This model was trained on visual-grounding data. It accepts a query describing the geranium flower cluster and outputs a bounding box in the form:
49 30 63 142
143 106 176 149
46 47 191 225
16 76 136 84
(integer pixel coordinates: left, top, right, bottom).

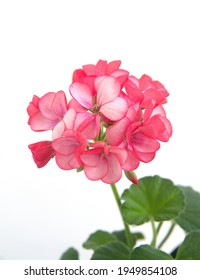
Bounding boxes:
27 60 172 184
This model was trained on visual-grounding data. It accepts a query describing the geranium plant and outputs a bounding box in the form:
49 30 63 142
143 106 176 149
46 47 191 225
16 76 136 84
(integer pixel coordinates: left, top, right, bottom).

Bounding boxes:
27 60 200 260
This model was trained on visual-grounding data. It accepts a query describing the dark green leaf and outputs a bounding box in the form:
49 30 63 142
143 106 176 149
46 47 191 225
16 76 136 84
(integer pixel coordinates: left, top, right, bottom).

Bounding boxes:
130 244 173 260
176 230 200 260
175 186 200 232
83 230 117 250
91 241 130 260
122 176 185 225
112 230 144 246
60 247 79 260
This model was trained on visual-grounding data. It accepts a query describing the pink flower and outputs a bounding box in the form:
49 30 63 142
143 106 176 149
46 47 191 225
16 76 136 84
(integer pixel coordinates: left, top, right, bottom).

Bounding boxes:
28 141 55 168
70 76 127 122
80 142 127 184
52 129 87 170
27 91 68 131
73 59 129 89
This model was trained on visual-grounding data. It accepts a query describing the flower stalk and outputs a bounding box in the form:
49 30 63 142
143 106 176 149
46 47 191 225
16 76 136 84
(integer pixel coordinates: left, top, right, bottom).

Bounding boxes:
110 183 133 248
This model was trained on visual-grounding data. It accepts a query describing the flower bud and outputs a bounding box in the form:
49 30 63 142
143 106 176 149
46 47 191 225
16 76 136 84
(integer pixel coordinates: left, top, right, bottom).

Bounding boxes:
124 171 138 185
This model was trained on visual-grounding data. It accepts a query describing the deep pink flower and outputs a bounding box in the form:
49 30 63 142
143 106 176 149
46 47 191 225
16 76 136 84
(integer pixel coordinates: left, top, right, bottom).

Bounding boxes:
70 76 127 122
27 91 67 131
28 141 55 168
80 142 127 184
72 59 129 90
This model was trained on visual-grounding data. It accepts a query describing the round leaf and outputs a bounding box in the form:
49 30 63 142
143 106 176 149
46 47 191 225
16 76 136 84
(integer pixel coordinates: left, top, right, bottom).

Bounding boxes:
122 176 185 225
91 241 130 260
112 230 144 246
60 247 79 260
176 230 200 260
83 230 117 250
130 244 173 260
175 186 200 232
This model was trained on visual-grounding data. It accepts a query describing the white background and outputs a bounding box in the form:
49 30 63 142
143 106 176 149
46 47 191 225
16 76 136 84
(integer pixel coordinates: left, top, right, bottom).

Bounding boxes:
0 0 199 260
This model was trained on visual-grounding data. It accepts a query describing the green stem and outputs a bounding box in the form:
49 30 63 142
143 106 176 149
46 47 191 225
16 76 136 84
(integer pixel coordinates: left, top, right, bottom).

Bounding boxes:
158 222 176 249
150 219 157 247
156 222 163 236
110 183 133 248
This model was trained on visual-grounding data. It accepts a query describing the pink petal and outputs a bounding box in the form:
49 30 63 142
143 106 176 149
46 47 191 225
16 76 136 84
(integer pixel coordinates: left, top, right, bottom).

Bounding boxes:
84 156 108 181
96 76 121 105
106 60 121 74
55 153 81 170
30 112 58 131
102 154 122 184
51 91 68 118
122 150 140 171
132 133 160 153
83 64 96 75
52 135 79 156
110 147 127 165
63 108 76 130
39 92 58 120
69 82 93 109
96 60 107 75
135 150 156 163
52 120 66 140
100 97 127 121
106 117 130 146
80 149 102 167
76 113 100 139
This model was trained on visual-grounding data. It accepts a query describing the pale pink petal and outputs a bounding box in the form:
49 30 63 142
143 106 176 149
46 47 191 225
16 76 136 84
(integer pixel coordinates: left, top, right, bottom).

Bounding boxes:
84 157 108 180
100 97 127 121
102 154 122 184
30 112 58 131
76 113 100 139
68 98 86 112
39 92 58 120
109 147 127 165
80 148 102 167
51 91 68 118
69 82 93 109
122 150 140 171
106 117 130 146
63 108 76 130
96 76 121 105
52 120 66 140
52 136 79 156
135 150 156 163
55 153 81 170
156 117 172 142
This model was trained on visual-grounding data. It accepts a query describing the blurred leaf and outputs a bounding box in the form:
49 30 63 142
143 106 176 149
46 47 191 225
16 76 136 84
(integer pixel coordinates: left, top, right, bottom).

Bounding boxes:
121 176 185 225
112 230 144 246
130 244 173 260
91 241 130 260
60 247 79 260
176 230 200 260
175 186 200 232
83 230 117 250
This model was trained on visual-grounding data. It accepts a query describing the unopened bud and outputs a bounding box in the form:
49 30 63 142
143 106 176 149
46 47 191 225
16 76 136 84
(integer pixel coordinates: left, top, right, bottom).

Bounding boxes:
124 171 138 185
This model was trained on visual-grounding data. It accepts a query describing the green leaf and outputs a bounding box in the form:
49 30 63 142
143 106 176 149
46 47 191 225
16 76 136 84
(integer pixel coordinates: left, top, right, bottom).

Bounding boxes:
60 247 79 260
175 186 200 232
130 244 173 260
91 241 130 260
176 230 200 260
121 175 185 225
83 230 117 250
112 230 144 246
